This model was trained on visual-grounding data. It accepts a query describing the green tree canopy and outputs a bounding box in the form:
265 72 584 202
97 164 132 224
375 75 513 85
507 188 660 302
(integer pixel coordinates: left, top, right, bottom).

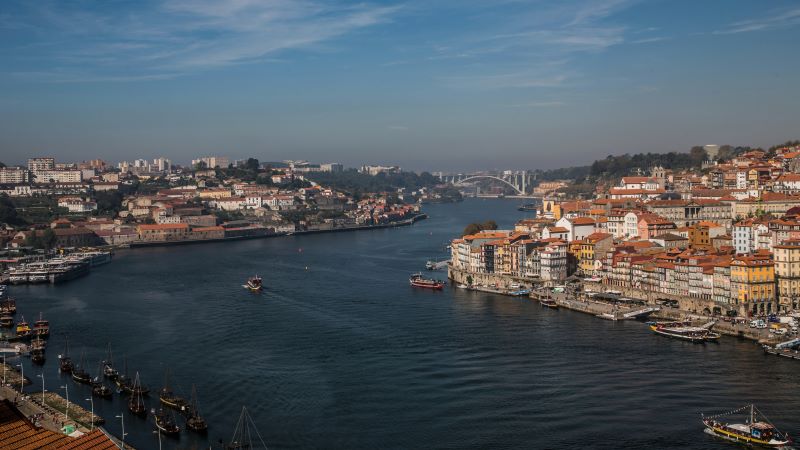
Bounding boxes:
463 220 498 236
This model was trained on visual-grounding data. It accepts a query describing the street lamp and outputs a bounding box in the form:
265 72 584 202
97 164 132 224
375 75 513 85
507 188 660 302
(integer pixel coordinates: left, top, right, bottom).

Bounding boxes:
60 385 69 422
115 414 127 450
15 363 23 394
36 373 45 405
85 397 94 431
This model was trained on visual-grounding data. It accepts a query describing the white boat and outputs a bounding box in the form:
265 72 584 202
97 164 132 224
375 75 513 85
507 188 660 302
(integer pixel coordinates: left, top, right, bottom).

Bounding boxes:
650 324 720 342
8 273 28 284
28 271 49 283
702 404 791 447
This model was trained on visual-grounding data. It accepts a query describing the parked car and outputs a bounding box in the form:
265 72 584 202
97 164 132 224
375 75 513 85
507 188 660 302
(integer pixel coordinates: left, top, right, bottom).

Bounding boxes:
750 319 767 329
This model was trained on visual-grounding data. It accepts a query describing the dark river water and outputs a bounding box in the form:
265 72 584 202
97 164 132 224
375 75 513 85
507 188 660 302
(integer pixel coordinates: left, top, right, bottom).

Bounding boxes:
10 198 800 449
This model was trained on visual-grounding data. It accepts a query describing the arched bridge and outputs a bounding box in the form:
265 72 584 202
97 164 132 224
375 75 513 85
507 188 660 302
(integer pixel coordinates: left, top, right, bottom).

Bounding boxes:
435 171 532 195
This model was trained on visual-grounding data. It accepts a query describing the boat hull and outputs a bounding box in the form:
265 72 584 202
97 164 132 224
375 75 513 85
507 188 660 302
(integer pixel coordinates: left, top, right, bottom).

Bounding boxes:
410 281 444 289
703 421 790 447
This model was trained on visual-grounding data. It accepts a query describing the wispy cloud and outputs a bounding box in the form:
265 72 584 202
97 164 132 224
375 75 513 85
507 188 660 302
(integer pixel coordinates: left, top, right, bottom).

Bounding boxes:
630 36 668 44
425 0 637 89
4 0 400 81
442 73 568 90
506 101 566 108
714 7 800 34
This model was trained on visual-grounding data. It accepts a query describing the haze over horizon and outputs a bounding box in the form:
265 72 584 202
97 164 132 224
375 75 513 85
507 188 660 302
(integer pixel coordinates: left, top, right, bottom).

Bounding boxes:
1 0 798 171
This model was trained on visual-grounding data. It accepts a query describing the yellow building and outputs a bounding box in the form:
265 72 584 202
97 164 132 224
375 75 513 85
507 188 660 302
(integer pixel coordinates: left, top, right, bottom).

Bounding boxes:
577 232 613 275
730 250 776 316
773 239 800 312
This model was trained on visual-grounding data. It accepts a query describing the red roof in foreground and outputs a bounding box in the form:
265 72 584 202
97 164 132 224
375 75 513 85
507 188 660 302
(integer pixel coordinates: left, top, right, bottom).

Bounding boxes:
0 400 118 449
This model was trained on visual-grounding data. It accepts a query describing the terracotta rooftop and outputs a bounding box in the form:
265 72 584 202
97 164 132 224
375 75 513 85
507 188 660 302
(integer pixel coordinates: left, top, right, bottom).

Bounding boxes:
136 223 189 231
0 400 118 449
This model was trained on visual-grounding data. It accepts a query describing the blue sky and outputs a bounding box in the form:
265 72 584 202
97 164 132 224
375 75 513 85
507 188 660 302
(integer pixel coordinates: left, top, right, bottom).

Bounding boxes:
0 0 798 171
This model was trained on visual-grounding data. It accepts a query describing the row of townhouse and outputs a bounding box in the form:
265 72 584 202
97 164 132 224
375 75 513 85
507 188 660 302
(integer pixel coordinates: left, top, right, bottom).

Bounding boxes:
599 245 781 316
450 231 568 282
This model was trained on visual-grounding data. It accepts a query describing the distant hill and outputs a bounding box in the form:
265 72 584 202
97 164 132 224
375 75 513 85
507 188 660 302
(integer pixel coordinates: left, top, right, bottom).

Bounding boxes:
534 144 764 183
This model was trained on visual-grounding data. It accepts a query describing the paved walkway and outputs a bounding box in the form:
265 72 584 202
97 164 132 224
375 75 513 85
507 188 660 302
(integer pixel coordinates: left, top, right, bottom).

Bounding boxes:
0 385 84 434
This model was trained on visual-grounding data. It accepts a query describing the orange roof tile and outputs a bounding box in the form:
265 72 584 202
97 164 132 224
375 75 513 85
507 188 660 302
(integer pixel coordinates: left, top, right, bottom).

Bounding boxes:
0 400 118 450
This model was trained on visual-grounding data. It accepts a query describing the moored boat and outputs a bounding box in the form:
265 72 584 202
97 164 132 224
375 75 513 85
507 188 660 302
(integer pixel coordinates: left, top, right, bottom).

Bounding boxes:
0 298 16 314
159 369 190 412
154 408 181 435
31 349 45 365
59 336 74 373
30 337 46 364
185 384 208 433
15 315 31 337
72 351 92 384
92 382 113 399
540 297 559 308
127 372 147 417
0 316 13 328
243 275 263 292
409 273 444 290
32 313 49 337
650 324 720 342
702 404 791 447
92 361 114 399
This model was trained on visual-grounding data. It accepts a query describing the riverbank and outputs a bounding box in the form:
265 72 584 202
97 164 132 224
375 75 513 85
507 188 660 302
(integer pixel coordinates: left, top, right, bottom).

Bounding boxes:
448 266 786 346
126 214 427 248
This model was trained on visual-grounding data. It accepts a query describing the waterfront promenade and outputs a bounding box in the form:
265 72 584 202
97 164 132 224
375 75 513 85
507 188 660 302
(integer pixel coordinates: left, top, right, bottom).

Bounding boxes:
449 265 786 345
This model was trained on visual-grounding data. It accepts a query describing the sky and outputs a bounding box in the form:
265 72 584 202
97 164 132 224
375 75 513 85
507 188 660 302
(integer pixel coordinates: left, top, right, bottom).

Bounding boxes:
0 0 799 171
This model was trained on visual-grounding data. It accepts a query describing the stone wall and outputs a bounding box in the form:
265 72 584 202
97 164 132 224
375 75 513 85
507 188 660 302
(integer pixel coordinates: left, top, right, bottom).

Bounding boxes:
448 265 541 289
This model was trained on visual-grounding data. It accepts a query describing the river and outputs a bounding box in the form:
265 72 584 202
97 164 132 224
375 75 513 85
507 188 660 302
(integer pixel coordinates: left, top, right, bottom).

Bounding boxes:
11 198 800 449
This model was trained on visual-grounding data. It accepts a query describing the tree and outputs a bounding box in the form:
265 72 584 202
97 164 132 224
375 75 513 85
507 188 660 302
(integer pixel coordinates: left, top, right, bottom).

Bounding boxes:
244 158 260 171
0 194 24 226
193 161 208 171
94 191 124 215
40 228 57 250
463 220 498 236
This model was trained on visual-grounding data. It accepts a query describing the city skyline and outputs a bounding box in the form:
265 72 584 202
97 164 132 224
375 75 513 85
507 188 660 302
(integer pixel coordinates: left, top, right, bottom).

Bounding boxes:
1 0 799 170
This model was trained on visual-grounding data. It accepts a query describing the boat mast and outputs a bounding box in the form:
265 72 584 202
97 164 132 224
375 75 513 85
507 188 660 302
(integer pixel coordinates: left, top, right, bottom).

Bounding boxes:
750 404 754 424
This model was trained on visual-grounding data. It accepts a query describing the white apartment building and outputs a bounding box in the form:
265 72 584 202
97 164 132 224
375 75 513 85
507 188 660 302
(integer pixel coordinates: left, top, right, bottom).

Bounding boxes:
0 167 30 184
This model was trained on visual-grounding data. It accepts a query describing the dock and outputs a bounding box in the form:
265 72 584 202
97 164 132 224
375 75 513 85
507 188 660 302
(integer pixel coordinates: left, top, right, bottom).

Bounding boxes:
763 346 800 360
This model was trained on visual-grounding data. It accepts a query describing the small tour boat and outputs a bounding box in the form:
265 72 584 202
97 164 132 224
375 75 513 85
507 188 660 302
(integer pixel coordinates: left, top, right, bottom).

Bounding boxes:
540 297 559 308
159 369 190 412
154 408 181 435
92 382 113 399
15 316 31 337
115 356 150 395
0 316 13 328
650 323 720 342
31 337 46 364
92 362 114 399
72 351 92 384
0 299 16 314
702 404 791 447
243 275 263 292
101 343 119 380
31 349 45 365
32 313 49 337
409 273 445 290
31 337 46 351
128 372 148 417
185 384 208 433
59 337 74 373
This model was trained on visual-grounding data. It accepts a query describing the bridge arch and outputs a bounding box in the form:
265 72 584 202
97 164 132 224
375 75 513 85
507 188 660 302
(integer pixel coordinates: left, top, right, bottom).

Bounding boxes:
453 175 523 195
